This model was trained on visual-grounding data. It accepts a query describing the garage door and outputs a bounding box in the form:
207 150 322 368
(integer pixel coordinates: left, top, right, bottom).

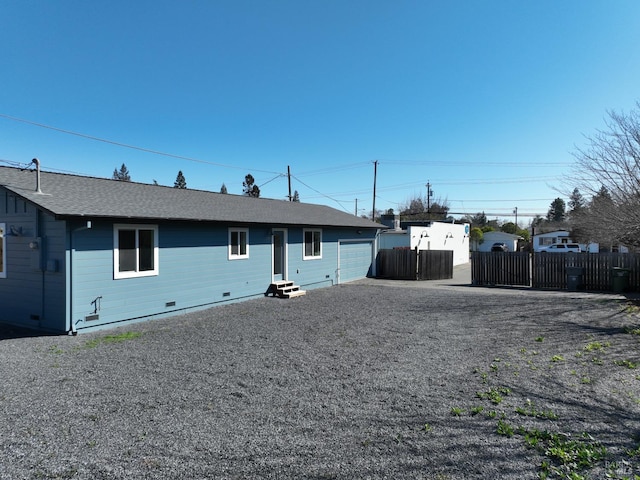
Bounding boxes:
338 240 374 284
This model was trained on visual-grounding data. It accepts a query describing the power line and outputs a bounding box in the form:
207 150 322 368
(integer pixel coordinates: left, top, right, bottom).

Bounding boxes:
447 211 544 218
379 158 572 168
294 161 371 177
289 174 351 213
0 158 31 169
258 174 285 188
0 113 282 175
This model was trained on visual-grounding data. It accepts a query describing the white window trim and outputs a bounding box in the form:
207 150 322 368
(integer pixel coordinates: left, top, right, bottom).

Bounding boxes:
228 227 249 260
303 228 322 260
0 223 6 279
113 224 159 279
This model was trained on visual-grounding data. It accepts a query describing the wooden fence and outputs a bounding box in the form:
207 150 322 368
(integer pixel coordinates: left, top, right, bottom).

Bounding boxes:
471 252 530 286
471 252 640 291
377 249 453 281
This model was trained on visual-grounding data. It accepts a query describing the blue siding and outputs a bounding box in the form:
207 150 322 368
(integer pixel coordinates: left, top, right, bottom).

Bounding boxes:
40 214 67 332
287 228 376 290
287 228 336 290
71 222 276 331
0 190 67 332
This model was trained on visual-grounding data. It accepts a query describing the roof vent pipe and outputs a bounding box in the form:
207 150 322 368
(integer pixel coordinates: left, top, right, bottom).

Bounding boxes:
32 158 42 194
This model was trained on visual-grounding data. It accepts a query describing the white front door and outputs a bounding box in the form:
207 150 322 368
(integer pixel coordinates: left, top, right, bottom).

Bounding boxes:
272 229 287 282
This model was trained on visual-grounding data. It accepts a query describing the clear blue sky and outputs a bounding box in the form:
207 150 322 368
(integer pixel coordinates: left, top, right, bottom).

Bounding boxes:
2 1 640 224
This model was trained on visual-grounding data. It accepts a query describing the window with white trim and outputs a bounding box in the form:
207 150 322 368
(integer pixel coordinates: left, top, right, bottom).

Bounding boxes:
303 229 322 259
0 223 6 278
113 224 158 279
228 228 249 259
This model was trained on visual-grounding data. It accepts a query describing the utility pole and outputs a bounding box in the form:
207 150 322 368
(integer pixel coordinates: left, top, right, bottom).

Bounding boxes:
287 165 292 201
426 181 433 214
355 198 358 216
514 206 518 227
372 160 378 220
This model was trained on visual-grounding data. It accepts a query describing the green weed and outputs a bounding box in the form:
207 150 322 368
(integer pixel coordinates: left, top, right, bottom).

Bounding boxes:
514 399 558 420
623 304 640 315
624 325 640 336
521 429 606 478
614 359 638 369
84 331 142 349
450 407 465 416
496 419 515 437
584 341 610 352
476 387 511 405
627 443 640 457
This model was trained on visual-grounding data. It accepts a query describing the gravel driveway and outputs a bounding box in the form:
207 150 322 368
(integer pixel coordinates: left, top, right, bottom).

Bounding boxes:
1 273 639 479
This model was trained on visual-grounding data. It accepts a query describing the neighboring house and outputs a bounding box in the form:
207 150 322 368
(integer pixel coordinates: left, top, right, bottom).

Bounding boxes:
532 230 572 252
477 231 522 252
378 216 470 266
0 165 381 334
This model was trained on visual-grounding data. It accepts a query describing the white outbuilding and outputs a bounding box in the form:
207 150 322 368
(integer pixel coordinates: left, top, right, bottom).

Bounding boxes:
378 216 470 266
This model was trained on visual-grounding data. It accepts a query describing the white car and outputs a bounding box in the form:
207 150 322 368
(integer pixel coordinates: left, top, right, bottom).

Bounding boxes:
539 243 581 253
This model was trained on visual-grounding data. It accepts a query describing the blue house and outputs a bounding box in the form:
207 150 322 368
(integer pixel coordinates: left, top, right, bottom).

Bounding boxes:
0 165 381 334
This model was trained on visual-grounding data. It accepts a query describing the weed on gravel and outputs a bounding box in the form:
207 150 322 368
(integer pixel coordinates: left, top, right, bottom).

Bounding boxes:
450 303 640 480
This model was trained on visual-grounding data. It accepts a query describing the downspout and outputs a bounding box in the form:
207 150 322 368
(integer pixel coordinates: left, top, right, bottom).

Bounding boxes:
32 159 44 326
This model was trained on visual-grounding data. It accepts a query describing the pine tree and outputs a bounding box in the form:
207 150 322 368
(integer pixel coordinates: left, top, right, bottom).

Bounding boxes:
568 188 585 213
174 170 187 189
292 190 300 202
546 197 566 222
112 163 131 181
220 183 228 194
243 174 260 198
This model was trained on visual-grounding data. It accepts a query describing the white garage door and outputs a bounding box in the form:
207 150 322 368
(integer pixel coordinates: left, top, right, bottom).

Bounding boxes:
338 240 374 284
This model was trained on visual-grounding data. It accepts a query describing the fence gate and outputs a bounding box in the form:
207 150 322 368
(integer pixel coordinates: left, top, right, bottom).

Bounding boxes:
376 249 453 281
376 249 417 280
471 252 530 286
418 250 453 280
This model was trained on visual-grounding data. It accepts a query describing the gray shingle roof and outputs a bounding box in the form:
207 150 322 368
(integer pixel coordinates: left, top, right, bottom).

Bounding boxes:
0 166 383 229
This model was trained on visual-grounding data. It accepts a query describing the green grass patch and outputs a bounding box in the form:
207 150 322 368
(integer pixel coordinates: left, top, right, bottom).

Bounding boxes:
84 331 142 349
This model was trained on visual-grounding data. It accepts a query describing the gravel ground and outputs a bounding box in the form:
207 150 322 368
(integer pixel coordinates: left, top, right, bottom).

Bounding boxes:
1 274 640 480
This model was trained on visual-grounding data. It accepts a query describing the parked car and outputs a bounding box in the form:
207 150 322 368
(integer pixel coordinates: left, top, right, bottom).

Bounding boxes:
539 243 581 253
491 242 509 252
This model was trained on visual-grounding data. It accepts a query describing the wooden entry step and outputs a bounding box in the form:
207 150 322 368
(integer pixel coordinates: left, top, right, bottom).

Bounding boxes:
268 280 307 299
